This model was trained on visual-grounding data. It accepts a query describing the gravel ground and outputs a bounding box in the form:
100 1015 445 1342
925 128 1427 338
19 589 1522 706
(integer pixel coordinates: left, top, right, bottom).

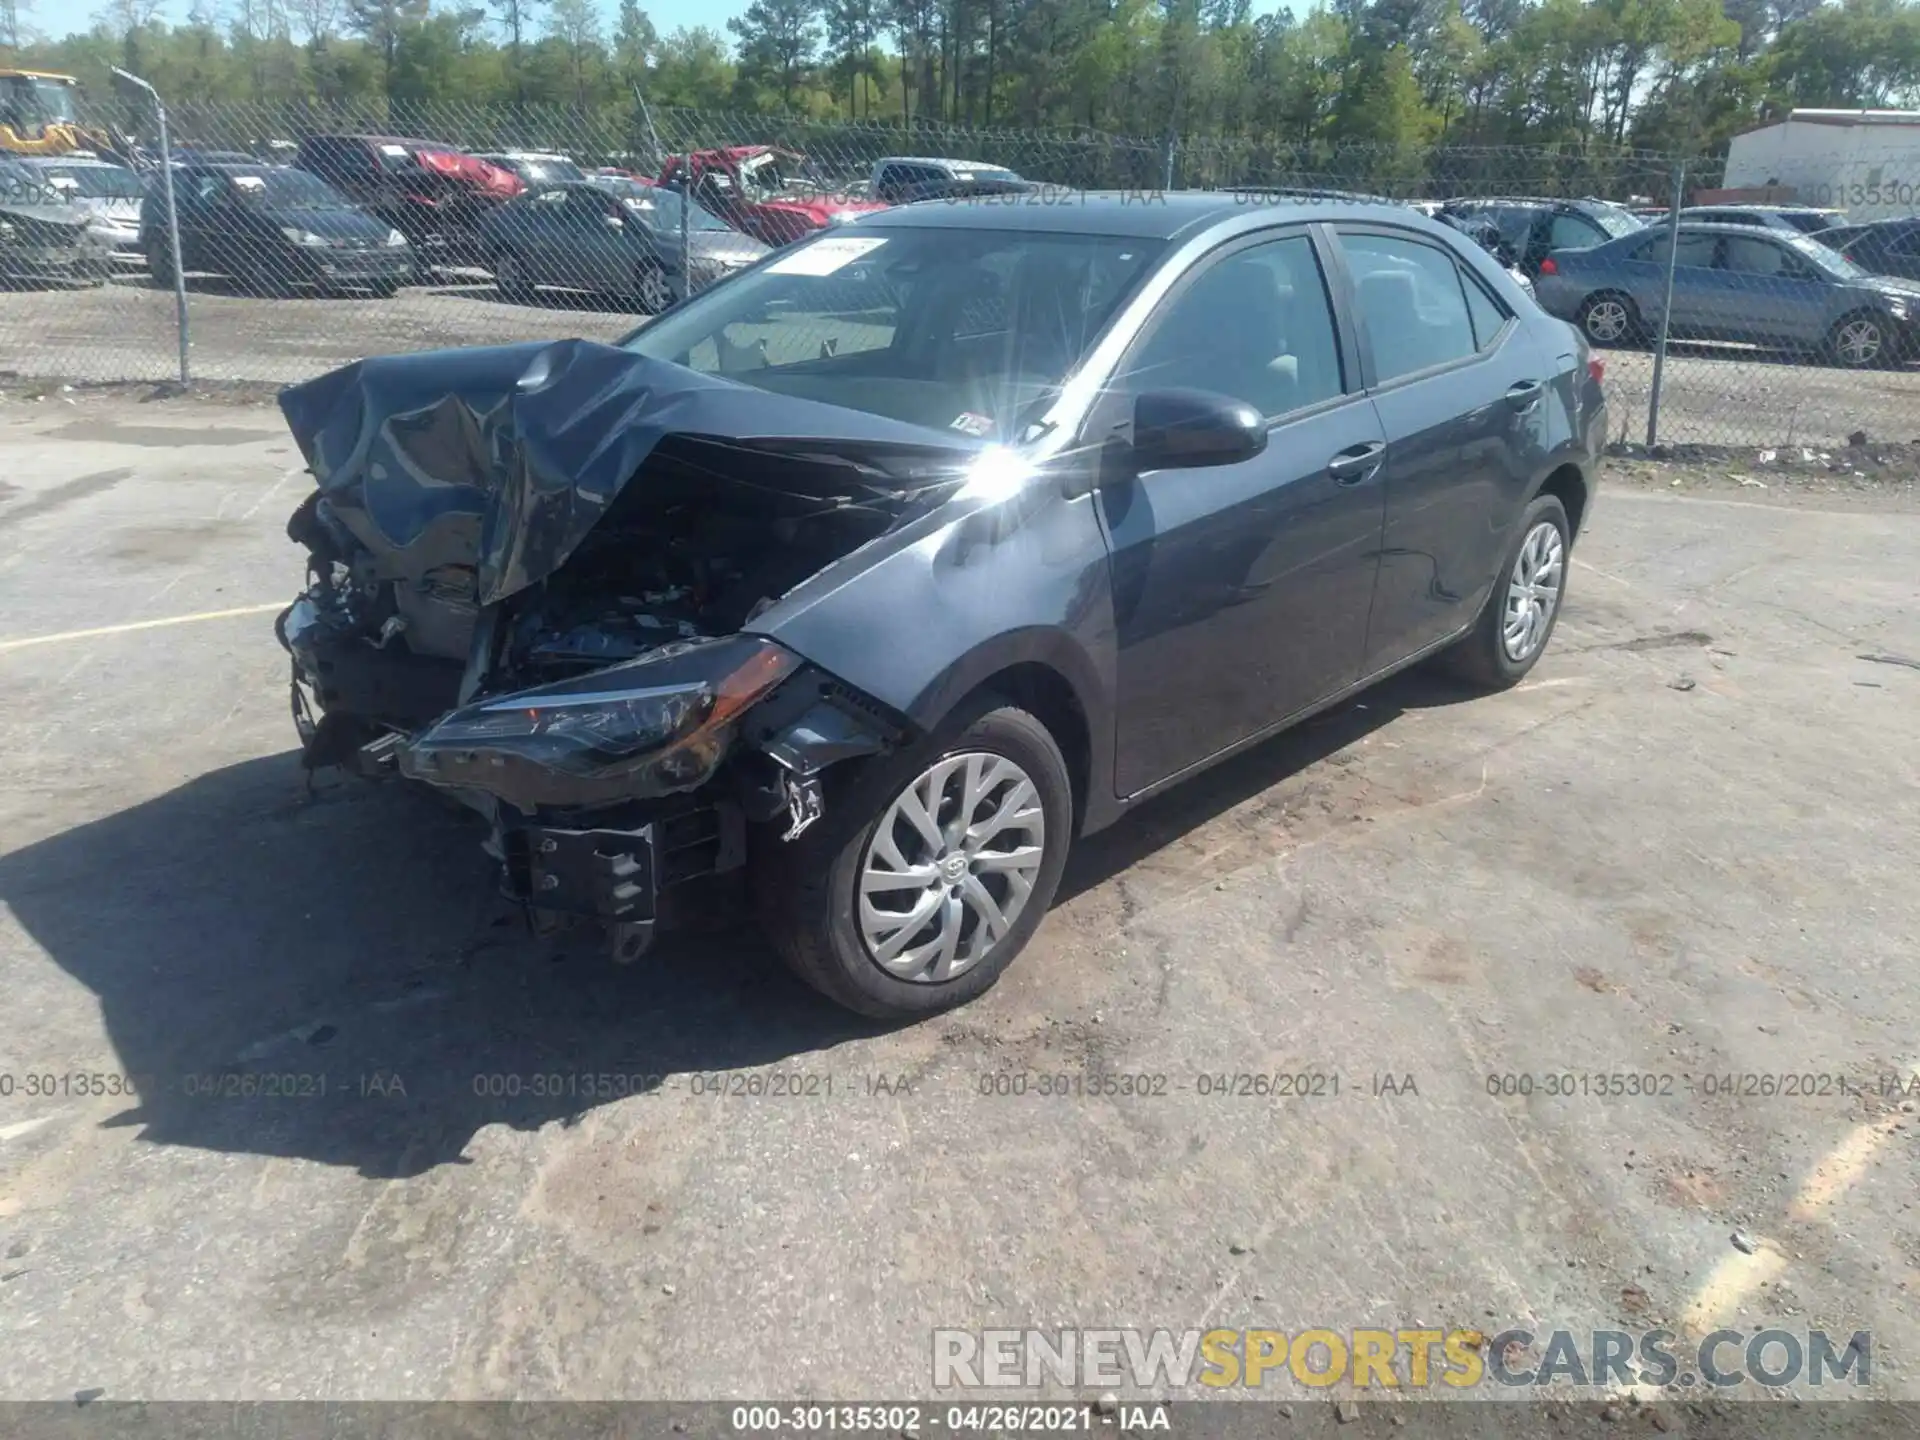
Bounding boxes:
3 273 1920 450
0 395 1917 1419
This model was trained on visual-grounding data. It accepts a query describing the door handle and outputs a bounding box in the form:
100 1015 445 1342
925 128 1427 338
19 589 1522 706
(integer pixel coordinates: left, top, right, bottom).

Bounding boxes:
1326 441 1386 485
1505 380 1545 411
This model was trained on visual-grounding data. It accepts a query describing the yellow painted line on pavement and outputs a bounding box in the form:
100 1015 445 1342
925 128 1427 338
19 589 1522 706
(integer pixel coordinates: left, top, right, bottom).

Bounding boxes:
1673 1057 1919 1341
0 601 284 655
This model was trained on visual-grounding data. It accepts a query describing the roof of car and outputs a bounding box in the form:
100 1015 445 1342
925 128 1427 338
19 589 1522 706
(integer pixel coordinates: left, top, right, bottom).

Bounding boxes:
18 156 125 169
877 156 1012 169
1448 196 1630 213
1680 203 1841 214
308 135 448 150
854 189 1415 240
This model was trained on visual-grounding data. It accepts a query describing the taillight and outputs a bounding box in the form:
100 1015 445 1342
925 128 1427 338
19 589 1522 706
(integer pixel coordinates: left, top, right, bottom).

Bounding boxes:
1539 257 1559 275
1587 357 1606 384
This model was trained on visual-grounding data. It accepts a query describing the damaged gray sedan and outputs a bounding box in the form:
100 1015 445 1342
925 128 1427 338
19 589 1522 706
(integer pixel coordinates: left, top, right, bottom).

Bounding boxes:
277 195 1606 1018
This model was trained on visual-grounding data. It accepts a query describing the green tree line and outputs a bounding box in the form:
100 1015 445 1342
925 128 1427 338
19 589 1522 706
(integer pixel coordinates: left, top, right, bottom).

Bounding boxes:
5 0 1919 155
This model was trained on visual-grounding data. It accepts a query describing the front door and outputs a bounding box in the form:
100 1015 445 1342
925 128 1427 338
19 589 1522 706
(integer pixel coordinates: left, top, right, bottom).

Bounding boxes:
1098 227 1389 797
1708 232 1835 345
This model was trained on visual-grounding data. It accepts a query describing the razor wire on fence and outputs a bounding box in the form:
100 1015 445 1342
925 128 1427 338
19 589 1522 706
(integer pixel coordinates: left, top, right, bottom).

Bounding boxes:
3 94 1919 453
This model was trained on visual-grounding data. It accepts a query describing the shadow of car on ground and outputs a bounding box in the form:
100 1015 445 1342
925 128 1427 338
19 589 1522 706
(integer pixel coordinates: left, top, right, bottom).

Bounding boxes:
0 666 1479 1179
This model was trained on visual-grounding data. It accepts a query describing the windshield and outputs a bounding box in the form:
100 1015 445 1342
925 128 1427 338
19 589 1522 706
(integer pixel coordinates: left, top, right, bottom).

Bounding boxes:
618 186 729 232
1787 231 1870 280
29 77 78 125
519 157 586 186
32 163 143 200
240 168 350 209
0 159 67 206
735 151 793 199
1585 205 1644 239
624 226 1165 441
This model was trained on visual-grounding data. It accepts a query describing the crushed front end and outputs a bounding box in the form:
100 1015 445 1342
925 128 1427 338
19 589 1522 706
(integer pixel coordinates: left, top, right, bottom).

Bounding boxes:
275 339 966 957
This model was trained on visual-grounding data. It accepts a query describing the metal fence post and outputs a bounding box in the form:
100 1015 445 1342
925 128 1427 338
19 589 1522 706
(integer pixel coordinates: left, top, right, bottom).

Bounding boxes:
1644 156 1686 449
112 66 189 386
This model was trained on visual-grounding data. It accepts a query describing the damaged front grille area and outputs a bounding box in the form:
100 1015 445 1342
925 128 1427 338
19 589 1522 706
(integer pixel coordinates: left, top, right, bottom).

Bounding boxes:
274 343 973 959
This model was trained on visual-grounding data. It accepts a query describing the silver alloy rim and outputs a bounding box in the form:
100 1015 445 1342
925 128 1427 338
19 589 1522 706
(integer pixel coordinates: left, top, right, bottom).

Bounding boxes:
1836 319 1881 365
1503 521 1565 663
857 750 1046 984
1585 299 1629 342
496 253 520 290
638 268 671 311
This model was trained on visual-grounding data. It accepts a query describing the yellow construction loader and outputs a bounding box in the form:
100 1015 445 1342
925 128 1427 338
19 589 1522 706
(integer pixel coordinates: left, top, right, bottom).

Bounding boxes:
0 70 115 157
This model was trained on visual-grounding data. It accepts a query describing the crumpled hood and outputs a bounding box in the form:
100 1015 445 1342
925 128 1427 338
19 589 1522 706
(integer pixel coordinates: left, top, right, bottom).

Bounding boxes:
277 338 976 607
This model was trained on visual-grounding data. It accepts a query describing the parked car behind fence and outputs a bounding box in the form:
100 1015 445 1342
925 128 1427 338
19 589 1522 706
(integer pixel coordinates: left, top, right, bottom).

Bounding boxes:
141 163 414 296
1534 221 1920 367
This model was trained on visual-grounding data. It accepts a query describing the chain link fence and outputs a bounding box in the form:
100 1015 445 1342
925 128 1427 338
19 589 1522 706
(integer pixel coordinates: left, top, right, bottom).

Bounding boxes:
2 94 1918 452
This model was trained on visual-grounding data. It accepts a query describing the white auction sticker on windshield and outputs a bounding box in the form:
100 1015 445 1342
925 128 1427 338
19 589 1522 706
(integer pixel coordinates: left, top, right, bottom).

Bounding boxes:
380 144 410 158
767 235 887 276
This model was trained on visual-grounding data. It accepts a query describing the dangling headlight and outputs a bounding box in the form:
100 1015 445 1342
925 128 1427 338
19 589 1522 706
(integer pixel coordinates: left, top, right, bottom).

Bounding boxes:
385 228 408 248
400 636 800 807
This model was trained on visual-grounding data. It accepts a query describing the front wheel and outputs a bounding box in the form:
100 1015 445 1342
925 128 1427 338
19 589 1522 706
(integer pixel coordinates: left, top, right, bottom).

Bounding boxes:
1826 312 1889 369
1439 493 1570 690
493 250 533 301
755 696 1073 1020
146 240 175 289
632 262 674 314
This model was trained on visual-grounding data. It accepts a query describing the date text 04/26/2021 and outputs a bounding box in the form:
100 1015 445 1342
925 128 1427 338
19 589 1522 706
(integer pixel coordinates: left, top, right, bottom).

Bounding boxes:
729 1405 1169 1432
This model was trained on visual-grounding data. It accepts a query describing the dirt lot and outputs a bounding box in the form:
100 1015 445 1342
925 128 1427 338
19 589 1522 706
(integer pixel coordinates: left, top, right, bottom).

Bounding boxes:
0 394 1918 1416
5 273 1920 451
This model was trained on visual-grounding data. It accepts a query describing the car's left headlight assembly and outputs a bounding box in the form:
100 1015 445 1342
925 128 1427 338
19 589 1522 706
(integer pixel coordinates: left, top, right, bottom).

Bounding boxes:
281 226 329 247
385 228 408 248
399 635 800 809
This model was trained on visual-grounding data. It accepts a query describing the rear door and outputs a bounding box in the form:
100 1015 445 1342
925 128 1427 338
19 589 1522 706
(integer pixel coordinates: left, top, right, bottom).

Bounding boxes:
1333 224 1552 670
1097 226 1389 795
1629 228 1720 339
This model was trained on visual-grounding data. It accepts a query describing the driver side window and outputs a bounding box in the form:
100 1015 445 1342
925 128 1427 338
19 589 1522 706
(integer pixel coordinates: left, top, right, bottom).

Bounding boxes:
1124 233 1345 421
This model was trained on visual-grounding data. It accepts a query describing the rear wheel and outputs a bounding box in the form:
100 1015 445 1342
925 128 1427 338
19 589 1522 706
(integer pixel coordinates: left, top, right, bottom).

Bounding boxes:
632 261 674 314
146 239 175 289
755 695 1072 1020
1826 311 1889 369
493 250 533 301
1440 493 1570 690
1577 292 1640 346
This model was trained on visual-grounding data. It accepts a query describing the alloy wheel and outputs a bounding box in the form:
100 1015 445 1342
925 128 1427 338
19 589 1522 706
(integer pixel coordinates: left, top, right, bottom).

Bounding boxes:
495 252 522 293
856 750 1047 984
1584 299 1629 343
636 266 673 312
1834 318 1882 366
1502 520 1565 663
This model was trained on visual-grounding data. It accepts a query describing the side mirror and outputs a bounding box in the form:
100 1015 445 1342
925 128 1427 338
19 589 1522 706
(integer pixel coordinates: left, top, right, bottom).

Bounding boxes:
1130 388 1267 471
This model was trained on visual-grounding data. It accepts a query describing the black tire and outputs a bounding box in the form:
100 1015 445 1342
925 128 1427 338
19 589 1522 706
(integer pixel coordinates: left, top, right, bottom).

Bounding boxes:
632 261 674 315
1439 493 1571 690
754 694 1074 1020
1576 291 1641 347
146 240 175 289
493 249 533 302
1825 311 1891 369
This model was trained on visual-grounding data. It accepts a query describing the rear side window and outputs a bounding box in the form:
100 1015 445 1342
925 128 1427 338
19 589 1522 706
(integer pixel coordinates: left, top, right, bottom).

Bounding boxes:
1340 231 1479 382
1461 270 1510 349
1889 229 1920 258
1548 212 1605 249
